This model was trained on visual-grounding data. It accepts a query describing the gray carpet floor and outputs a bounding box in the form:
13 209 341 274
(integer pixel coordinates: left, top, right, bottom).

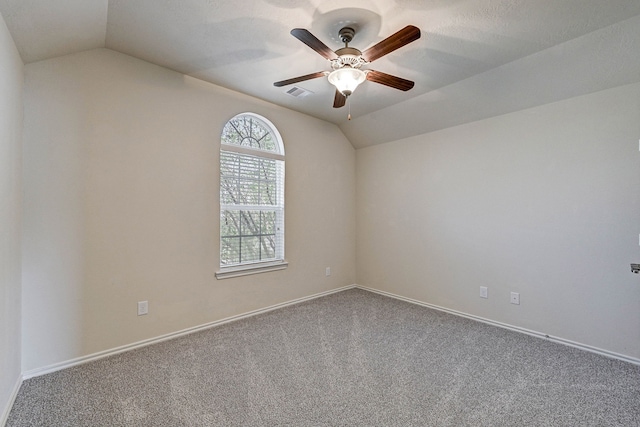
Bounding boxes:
7 288 640 426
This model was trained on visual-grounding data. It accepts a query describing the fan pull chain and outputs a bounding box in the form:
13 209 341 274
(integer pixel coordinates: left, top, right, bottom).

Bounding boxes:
348 97 351 121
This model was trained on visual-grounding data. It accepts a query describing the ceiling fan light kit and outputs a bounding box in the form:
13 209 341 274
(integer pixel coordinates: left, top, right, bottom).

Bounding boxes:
327 67 366 97
274 24 421 116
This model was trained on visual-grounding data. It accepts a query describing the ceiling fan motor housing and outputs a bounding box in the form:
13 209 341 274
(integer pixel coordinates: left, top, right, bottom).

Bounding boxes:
331 47 366 70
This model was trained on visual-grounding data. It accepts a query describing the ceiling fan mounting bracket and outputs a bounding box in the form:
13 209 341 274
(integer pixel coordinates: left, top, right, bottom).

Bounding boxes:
338 27 356 45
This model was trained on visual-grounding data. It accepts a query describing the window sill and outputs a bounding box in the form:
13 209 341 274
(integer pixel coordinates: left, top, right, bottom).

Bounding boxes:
215 260 288 280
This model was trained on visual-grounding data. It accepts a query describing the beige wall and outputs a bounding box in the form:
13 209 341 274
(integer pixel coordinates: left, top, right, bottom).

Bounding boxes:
0 10 23 422
357 83 640 360
22 48 356 372
16 40 640 378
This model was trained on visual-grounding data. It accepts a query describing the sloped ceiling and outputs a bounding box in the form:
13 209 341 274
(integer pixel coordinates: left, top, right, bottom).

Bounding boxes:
1 0 640 148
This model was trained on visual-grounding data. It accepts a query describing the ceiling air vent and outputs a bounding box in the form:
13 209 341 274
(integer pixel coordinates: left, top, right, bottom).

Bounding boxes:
285 86 313 98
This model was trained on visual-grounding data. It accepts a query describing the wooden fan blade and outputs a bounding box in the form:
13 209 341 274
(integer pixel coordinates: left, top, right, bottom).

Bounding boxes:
361 25 421 63
366 70 415 91
274 71 326 87
333 90 346 108
291 28 338 60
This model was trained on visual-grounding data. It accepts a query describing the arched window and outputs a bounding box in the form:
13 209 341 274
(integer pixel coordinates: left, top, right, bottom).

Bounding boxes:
216 113 286 278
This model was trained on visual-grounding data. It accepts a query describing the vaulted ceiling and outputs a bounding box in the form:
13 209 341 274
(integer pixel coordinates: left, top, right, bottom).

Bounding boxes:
2 0 639 148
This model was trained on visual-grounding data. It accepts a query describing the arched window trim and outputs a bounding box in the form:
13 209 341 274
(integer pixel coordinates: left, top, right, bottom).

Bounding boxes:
216 112 287 279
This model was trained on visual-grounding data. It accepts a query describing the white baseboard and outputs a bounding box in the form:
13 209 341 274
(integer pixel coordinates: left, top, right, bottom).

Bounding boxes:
356 285 640 366
22 285 357 380
20 282 639 383
1 375 22 427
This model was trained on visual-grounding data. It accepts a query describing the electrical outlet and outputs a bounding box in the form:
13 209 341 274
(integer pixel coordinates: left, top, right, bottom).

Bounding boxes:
510 292 520 305
325 267 331 277
137 300 148 316
479 286 488 299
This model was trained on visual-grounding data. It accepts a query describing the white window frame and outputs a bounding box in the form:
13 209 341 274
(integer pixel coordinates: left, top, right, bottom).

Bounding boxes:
216 113 286 279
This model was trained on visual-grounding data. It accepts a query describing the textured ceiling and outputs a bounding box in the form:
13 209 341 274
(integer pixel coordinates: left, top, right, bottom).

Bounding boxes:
1 0 640 148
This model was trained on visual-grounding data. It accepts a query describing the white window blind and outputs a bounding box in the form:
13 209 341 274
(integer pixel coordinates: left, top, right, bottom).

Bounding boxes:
218 113 285 275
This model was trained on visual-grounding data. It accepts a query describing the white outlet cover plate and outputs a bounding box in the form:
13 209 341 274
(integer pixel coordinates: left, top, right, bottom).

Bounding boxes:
510 292 520 305
138 300 148 315
480 286 488 298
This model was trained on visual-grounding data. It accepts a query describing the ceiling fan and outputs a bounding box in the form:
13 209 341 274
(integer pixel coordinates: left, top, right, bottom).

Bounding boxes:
274 25 421 109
